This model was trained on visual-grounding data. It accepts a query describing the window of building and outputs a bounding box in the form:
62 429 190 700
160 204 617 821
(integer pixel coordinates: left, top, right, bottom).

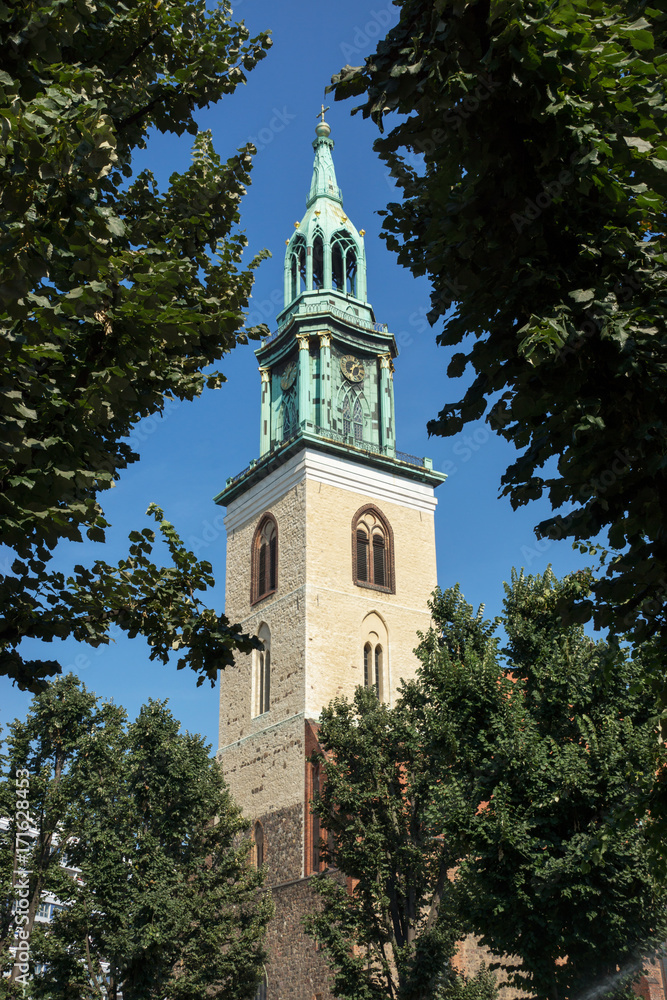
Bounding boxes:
253 623 271 717
312 229 324 289
374 645 382 697
282 389 297 441
331 230 357 296
289 235 306 299
252 514 278 604
361 612 388 703
363 642 382 697
253 821 265 868
342 393 364 443
311 763 321 873
352 505 394 593
36 902 50 920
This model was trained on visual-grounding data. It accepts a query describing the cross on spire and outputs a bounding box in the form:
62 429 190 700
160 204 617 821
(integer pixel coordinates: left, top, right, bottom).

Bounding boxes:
317 104 330 123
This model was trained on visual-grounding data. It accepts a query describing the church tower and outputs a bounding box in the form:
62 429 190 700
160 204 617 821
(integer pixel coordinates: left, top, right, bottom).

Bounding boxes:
215 113 446 1000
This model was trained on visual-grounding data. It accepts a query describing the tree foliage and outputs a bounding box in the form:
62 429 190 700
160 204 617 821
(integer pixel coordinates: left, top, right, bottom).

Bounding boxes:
0 0 271 690
307 686 498 1000
0 674 272 1000
309 574 666 1000
329 0 667 663
419 573 667 1000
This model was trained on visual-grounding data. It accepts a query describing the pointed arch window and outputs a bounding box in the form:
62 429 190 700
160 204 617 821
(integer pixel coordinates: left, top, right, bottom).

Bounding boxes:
289 235 306 300
253 623 271 717
374 645 383 697
342 390 364 443
352 505 395 593
312 229 324 289
282 390 297 441
363 642 381 697
353 397 363 442
331 230 357 296
252 514 278 604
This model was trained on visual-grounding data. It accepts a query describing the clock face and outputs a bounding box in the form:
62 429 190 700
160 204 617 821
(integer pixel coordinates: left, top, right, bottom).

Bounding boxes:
280 360 298 391
340 354 365 383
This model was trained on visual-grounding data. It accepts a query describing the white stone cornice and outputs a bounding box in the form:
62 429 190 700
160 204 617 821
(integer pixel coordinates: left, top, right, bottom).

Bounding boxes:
223 447 438 532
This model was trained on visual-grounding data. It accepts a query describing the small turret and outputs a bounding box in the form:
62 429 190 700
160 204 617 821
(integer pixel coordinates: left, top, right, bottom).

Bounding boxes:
283 107 368 308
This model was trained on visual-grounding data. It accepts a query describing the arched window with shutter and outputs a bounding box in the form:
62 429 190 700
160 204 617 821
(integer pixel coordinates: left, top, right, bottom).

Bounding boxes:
251 514 278 604
352 505 394 594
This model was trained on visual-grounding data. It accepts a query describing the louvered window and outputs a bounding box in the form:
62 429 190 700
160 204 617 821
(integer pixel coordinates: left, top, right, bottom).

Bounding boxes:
357 530 368 582
253 515 277 603
352 506 393 592
269 533 277 591
372 535 386 587
258 545 266 596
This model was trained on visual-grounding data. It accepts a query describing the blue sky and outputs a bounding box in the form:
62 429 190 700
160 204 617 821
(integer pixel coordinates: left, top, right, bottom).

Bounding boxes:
1 0 592 750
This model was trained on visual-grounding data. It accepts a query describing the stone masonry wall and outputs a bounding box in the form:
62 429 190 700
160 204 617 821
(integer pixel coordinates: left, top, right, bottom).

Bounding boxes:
265 877 336 1000
217 713 305 881
220 478 307 750
260 802 304 887
304 477 438 717
218 476 308 846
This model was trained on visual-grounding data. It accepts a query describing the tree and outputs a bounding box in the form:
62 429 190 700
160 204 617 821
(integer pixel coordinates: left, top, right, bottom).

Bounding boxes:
308 574 667 1000
0 0 272 691
0 674 125 997
329 1 667 667
417 574 667 1000
0 674 272 1000
306 685 499 1000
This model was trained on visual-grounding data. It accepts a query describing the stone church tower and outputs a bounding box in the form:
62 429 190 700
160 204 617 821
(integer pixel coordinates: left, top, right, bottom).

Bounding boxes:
215 114 446 1000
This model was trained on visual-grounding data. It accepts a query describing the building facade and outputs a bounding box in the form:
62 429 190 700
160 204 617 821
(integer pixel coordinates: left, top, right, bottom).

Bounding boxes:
215 114 446 999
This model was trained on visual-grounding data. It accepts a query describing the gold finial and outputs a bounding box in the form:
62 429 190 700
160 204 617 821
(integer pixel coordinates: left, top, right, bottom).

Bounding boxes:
285 239 289 244
359 229 366 236
294 221 300 228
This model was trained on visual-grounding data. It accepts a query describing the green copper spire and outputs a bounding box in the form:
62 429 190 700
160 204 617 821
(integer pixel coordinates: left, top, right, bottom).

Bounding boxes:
283 109 368 308
307 108 343 206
